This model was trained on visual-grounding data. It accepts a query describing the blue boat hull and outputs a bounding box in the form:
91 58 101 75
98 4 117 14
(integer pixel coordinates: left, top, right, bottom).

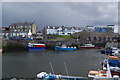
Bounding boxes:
54 46 77 51
101 50 112 55
28 47 46 51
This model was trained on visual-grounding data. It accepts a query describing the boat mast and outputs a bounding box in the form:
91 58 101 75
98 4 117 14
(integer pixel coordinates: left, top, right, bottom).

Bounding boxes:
50 62 55 74
106 59 112 78
64 62 69 77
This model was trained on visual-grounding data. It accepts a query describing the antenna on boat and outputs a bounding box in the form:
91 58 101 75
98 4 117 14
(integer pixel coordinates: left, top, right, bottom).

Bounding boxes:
64 62 69 77
50 62 55 74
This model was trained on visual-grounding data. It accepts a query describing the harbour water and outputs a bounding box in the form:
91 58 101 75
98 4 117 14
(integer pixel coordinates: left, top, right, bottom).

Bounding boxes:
2 49 105 78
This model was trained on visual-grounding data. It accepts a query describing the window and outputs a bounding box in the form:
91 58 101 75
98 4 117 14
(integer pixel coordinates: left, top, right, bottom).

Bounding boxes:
112 37 115 41
87 37 91 41
107 37 110 41
17 26 19 28
68 33 71 35
103 37 106 41
29 26 31 29
25 26 27 28
48 26 50 28
93 36 97 41
98 37 102 41
14 29 17 32
21 26 23 28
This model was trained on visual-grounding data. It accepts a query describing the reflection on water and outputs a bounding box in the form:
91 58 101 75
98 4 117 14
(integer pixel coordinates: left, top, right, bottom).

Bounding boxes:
2 49 105 78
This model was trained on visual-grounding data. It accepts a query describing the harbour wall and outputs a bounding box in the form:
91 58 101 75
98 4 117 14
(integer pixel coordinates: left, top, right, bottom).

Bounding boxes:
2 39 107 52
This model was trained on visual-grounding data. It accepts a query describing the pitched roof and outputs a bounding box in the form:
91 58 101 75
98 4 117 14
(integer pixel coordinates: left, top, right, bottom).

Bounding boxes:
46 26 62 29
46 26 82 30
10 22 34 26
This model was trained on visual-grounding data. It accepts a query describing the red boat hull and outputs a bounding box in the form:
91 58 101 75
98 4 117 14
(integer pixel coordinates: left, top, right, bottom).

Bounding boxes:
35 45 46 47
111 70 120 77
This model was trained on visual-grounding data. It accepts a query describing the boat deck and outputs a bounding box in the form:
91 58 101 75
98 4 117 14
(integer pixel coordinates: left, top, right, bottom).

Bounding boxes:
42 74 93 80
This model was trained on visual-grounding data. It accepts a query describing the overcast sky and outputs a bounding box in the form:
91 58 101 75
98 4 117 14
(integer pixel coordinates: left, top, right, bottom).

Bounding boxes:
2 2 118 29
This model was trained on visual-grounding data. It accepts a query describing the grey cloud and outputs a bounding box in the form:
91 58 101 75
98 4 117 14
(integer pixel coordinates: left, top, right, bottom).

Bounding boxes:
2 2 118 29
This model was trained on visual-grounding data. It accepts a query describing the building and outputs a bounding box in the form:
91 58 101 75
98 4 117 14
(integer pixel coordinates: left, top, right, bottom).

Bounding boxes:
8 21 37 38
0 21 38 39
9 21 37 34
86 26 95 31
45 26 83 35
85 25 115 33
114 25 118 33
73 30 119 43
0 27 10 39
94 27 114 33
33 30 43 40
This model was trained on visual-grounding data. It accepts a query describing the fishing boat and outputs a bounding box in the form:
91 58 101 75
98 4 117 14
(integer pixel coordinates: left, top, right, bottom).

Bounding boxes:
37 72 48 79
101 47 118 55
37 72 92 79
88 53 120 79
88 70 111 78
112 49 120 58
88 47 120 79
98 56 120 78
115 54 120 58
88 58 113 78
79 43 95 49
28 43 46 51
108 56 120 77
88 58 114 78
54 45 77 51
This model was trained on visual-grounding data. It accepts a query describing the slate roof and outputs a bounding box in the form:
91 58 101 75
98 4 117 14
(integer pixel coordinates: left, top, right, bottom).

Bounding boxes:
46 26 82 30
10 22 34 26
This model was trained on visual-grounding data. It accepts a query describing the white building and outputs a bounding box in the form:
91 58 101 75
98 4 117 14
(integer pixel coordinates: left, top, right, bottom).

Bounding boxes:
114 25 118 33
46 26 59 35
87 26 95 31
34 30 43 40
46 26 82 35
9 21 38 37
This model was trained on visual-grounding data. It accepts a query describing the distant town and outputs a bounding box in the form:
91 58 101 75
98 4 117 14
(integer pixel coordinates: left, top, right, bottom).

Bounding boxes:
0 21 119 43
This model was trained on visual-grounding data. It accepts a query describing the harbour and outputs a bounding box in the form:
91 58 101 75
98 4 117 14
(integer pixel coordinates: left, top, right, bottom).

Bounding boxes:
2 49 105 78
1 2 120 80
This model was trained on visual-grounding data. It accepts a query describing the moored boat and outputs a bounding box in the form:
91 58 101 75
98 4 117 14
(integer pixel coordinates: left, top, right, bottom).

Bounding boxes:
88 58 113 78
101 47 118 55
88 47 120 79
112 49 120 58
28 43 46 51
54 45 77 51
108 56 120 77
115 54 120 58
79 43 95 49
88 70 110 78
100 56 120 78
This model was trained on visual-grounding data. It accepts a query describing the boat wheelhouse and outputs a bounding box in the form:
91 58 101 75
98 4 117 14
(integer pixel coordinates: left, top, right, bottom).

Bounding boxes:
54 45 77 51
28 43 46 51
79 44 95 49
101 47 118 55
